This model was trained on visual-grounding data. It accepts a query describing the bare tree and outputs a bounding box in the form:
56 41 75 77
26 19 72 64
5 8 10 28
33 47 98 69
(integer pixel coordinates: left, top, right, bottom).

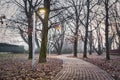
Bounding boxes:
83 0 90 58
4 0 42 59
65 0 85 57
37 0 68 62
110 3 120 49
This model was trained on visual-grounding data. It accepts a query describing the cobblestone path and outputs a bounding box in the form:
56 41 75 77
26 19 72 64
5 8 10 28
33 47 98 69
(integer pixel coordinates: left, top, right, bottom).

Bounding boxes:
53 55 114 80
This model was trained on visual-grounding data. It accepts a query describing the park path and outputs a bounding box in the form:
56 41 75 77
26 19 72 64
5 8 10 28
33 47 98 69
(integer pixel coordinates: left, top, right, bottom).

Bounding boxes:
53 54 114 80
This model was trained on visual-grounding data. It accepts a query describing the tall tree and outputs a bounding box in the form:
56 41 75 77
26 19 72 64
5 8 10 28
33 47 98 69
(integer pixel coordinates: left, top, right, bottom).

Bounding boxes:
105 0 110 60
25 0 33 59
37 0 50 63
51 23 65 55
66 0 84 57
83 0 90 58
72 0 80 57
111 3 120 49
5 0 42 59
38 0 73 62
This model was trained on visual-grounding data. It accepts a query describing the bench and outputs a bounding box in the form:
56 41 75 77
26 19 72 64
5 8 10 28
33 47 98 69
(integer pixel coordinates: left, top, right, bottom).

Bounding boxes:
109 49 120 55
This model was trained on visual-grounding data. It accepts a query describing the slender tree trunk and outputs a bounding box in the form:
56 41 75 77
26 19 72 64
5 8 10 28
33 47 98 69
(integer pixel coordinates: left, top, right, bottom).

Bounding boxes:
105 0 110 60
23 0 33 59
57 45 62 55
39 23 48 63
89 31 92 55
97 28 103 55
73 3 79 57
58 24 65 55
83 0 90 58
58 40 64 55
35 33 40 48
73 21 79 57
73 23 79 57
74 38 78 57
39 0 50 63
28 17 33 59
117 35 120 49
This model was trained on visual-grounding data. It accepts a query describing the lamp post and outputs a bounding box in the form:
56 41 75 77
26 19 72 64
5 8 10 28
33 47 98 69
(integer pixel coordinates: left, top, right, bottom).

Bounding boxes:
32 12 36 69
32 8 61 69
48 24 61 57
32 8 46 69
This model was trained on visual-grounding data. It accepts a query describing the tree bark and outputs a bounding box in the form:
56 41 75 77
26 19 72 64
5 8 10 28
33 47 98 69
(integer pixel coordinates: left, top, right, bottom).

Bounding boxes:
28 27 33 59
105 0 110 60
89 31 92 55
74 36 78 57
39 0 50 63
22 0 33 59
39 23 48 63
28 16 33 59
83 0 90 58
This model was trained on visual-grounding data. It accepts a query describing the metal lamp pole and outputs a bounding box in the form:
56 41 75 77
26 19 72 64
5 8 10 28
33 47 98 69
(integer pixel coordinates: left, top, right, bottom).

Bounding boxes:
32 12 36 69
32 8 46 69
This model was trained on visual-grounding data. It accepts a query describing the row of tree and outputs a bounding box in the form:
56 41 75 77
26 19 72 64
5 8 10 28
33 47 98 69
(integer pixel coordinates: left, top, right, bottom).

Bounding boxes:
0 0 120 63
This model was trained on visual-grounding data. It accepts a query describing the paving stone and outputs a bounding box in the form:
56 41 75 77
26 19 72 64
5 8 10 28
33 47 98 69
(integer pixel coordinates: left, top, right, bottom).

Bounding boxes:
53 55 115 80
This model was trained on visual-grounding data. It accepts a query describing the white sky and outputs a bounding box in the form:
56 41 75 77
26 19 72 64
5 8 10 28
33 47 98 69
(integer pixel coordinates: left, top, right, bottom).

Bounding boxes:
0 0 28 49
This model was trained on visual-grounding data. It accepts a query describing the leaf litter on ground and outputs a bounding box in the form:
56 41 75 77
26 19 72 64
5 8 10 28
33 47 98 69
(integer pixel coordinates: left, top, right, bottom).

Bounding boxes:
0 53 63 80
79 53 120 80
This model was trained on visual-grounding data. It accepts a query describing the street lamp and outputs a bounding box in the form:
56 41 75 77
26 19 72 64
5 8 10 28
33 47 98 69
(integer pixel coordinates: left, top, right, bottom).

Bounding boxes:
38 8 46 13
48 23 61 57
32 8 61 69
55 25 61 30
32 8 46 69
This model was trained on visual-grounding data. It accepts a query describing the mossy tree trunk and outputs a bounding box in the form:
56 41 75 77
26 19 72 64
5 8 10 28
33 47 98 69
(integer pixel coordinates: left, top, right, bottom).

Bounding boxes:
39 0 50 63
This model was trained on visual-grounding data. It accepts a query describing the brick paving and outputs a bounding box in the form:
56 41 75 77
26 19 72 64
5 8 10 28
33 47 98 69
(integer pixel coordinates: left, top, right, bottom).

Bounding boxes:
53 54 115 80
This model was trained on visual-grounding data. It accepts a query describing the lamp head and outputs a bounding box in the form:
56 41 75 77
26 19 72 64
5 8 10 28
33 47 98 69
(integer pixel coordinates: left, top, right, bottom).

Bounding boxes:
55 25 61 30
38 8 46 13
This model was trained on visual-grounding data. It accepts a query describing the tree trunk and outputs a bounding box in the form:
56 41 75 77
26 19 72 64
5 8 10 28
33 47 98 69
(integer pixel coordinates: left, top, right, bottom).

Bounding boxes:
57 47 62 55
74 37 78 57
35 33 40 48
39 0 50 63
73 23 78 57
23 0 33 59
97 29 103 55
89 31 92 55
28 17 33 59
105 0 110 60
73 3 79 57
83 0 90 58
39 25 48 63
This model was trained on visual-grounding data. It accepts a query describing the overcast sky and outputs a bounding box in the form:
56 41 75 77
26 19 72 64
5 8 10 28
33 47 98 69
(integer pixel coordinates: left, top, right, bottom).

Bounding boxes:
0 1 27 48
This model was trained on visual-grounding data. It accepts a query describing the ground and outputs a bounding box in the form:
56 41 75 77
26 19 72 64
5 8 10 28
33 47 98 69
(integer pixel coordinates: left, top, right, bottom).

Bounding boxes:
0 53 63 80
53 54 114 80
0 53 119 80
78 53 120 80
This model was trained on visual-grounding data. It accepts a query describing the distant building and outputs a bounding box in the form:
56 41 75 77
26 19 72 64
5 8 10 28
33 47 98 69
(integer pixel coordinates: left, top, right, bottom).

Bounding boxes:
0 43 25 53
